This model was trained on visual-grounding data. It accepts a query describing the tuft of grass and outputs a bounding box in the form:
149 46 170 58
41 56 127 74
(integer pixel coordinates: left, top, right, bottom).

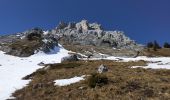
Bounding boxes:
121 79 141 92
87 73 108 88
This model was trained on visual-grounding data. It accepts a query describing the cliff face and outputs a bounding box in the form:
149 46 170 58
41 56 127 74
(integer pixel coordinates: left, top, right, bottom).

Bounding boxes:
50 20 143 50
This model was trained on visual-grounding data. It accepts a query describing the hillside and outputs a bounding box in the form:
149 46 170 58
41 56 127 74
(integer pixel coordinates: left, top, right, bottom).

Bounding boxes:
0 20 170 100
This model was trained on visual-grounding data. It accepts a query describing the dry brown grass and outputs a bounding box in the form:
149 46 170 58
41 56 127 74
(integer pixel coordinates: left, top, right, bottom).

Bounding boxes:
13 60 170 100
141 48 170 57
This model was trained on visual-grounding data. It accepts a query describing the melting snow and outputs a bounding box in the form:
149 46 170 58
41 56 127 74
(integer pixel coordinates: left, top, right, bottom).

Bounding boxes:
54 75 85 86
106 56 170 69
0 46 69 100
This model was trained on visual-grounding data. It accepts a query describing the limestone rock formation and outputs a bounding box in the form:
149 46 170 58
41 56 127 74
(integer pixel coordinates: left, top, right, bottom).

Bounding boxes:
53 20 143 50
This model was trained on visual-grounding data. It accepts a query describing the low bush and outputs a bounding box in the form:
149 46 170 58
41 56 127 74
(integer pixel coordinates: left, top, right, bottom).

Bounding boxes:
87 73 108 88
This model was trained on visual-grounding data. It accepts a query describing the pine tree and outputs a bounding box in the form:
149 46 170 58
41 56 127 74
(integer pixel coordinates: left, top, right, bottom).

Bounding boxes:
153 40 161 51
147 42 153 48
164 42 170 48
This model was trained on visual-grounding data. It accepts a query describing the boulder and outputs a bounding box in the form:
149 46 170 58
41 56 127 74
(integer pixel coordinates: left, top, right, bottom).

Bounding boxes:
98 64 108 73
38 62 45 66
61 54 79 62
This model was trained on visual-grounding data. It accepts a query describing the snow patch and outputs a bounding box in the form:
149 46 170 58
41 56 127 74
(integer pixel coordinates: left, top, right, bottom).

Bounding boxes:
106 56 170 69
43 31 49 35
0 46 69 100
54 75 85 86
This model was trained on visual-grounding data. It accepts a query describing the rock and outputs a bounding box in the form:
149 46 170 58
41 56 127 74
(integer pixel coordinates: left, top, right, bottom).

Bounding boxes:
61 54 79 62
78 86 87 90
38 62 45 66
89 23 102 30
98 64 108 73
76 20 89 32
56 21 67 30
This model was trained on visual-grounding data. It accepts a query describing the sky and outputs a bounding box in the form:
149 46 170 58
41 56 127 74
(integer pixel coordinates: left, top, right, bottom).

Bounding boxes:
0 0 170 45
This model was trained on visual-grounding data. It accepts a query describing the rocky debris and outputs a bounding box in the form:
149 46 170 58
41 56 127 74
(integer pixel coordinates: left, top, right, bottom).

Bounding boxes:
98 64 108 73
61 54 79 62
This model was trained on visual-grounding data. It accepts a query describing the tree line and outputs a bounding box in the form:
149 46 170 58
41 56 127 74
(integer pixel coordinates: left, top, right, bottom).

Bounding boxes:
147 41 170 51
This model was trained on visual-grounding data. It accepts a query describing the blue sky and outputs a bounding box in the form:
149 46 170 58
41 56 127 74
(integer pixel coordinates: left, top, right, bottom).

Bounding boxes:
0 0 170 45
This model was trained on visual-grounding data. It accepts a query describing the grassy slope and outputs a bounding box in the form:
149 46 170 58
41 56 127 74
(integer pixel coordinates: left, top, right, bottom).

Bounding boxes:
13 60 170 100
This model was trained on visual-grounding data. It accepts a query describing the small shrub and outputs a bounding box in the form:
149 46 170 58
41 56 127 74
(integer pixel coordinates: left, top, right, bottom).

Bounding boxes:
121 79 141 92
142 87 154 97
87 73 108 88
27 32 42 41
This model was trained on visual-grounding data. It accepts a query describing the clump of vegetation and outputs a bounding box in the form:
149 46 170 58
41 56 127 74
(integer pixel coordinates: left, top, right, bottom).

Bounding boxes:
121 79 141 92
142 86 155 97
26 29 42 41
164 42 170 48
147 42 154 48
147 40 161 51
87 73 108 88
153 40 161 51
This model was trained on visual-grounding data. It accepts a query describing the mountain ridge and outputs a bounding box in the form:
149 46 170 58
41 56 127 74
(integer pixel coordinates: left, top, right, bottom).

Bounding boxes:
0 20 144 57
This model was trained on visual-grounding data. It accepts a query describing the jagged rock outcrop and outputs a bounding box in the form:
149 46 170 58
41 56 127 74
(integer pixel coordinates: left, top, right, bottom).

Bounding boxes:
53 20 143 50
98 64 108 73
48 20 144 57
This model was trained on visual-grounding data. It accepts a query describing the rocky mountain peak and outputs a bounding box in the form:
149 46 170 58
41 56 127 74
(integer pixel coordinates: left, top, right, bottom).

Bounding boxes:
54 20 142 50
56 20 102 31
